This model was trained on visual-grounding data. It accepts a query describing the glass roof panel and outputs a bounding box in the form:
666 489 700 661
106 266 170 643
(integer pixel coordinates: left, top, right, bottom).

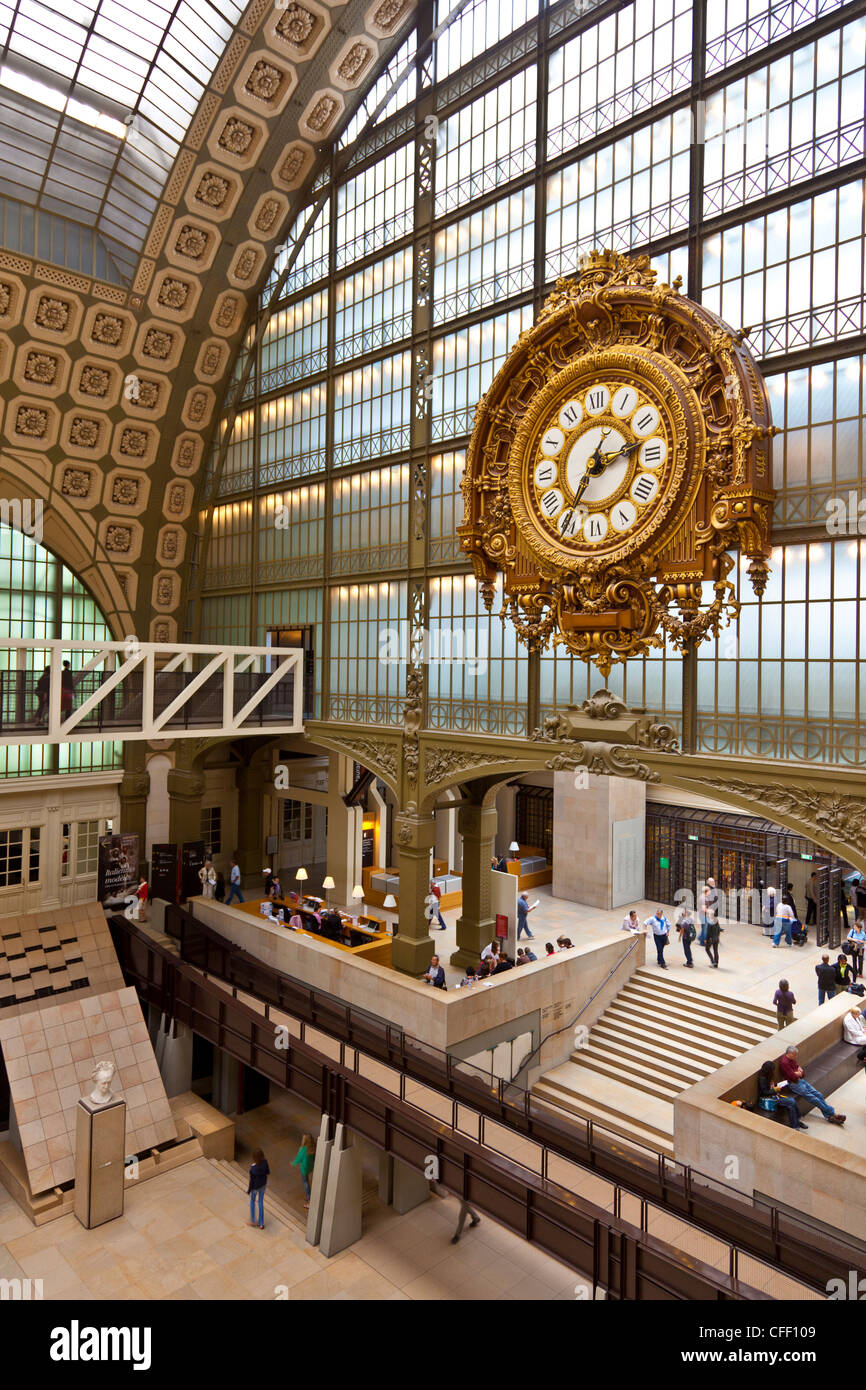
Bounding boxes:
0 0 245 283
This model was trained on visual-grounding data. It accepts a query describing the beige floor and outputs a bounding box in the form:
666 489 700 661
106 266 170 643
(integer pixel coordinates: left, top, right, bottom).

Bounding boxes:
428 882 846 1025
0 1105 580 1302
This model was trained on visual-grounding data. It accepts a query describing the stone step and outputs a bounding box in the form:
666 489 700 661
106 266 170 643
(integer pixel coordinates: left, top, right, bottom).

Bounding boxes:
533 1075 674 1155
208 1158 307 1233
623 981 773 1045
582 1030 711 1087
593 1015 739 1072
632 967 778 1025
607 996 758 1057
570 1048 682 1103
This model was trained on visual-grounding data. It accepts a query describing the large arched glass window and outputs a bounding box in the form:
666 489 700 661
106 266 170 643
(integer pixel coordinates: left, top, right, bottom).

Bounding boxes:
0 524 121 777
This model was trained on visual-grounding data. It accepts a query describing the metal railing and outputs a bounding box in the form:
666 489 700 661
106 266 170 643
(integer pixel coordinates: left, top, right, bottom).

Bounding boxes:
153 903 859 1294
110 912 775 1300
514 933 643 1081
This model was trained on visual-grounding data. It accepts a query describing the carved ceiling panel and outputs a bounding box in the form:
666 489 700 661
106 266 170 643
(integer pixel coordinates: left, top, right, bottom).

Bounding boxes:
0 0 418 639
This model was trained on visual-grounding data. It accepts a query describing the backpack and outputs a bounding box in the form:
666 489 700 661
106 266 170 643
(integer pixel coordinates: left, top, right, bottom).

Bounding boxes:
686 923 696 944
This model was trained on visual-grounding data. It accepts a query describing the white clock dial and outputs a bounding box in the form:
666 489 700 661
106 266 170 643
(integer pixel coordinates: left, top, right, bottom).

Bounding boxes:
584 384 610 416
558 399 583 432
541 426 565 456
611 385 638 417
558 507 583 539
631 404 660 437
610 499 637 532
539 487 564 518
565 426 629 505
534 459 558 488
639 436 667 470
582 511 609 543
631 472 660 506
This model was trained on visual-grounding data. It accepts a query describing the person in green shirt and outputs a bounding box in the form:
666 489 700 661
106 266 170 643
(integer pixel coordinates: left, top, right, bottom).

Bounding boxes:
292 1134 315 1207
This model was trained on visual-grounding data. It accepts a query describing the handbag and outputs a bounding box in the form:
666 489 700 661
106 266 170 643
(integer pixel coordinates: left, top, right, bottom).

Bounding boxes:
757 1096 778 1113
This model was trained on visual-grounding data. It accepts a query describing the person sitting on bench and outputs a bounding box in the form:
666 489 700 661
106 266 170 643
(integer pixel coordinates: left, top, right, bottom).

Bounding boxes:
757 1059 808 1131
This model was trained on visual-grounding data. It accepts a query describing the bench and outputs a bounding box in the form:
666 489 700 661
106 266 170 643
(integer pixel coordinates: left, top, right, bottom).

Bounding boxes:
791 1039 863 1115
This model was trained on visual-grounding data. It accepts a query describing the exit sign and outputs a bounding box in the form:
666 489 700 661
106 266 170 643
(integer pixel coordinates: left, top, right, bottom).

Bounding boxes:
660 856 670 869
688 834 699 841
800 853 813 860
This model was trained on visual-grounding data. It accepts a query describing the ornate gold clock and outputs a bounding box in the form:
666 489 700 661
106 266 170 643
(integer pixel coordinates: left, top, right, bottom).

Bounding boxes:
459 249 777 677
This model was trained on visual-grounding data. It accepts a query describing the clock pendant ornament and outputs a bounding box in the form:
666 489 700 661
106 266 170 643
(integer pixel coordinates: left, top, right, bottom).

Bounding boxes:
458 249 778 678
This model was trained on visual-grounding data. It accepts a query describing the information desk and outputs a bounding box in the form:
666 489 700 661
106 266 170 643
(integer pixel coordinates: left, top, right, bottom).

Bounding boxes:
235 898 392 967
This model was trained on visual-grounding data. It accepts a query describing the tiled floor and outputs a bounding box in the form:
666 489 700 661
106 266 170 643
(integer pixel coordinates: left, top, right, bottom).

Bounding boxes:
0 1106 581 1301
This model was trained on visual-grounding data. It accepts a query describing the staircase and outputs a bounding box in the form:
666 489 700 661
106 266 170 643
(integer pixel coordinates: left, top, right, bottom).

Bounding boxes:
533 967 778 1156
207 1158 308 1234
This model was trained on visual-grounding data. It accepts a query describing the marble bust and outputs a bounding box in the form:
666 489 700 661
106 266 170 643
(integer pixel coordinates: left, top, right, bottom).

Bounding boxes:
88 1059 116 1107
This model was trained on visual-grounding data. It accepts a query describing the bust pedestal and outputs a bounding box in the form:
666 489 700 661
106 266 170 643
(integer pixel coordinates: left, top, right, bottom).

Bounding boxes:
73 1097 126 1229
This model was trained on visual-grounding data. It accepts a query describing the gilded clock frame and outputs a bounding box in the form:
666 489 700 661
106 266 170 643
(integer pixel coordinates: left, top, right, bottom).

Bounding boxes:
509 346 705 572
458 249 778 676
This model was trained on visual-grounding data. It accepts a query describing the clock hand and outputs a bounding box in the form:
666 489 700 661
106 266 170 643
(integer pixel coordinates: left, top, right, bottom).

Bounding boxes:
600 440 642 465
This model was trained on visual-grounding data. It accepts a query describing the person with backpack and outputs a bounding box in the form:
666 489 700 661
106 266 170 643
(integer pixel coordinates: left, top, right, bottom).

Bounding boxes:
704 912 721 968
675 907 696 967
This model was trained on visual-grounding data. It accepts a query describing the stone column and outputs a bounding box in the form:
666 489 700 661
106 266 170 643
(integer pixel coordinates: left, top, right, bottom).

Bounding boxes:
167 763 204 850
40 803 63 909
326 753 361 905
552 772 646 909
119 744 150 874
451 802 498 970
236 763 268 879
391 809 436 975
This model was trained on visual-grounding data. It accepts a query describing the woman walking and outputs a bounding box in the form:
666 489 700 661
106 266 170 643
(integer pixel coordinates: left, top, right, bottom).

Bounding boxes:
773 978 796 1029
292 1133 315 1209
247 1148 270 1229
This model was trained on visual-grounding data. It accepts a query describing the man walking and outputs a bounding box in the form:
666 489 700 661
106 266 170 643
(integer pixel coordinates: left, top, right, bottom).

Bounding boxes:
778 1045 845 1125
225 858 244 905
704 913 721 968
451 1198 481 1245
816 953 837 1005
644 908 671 968
517 891 537 940
698 879 717 947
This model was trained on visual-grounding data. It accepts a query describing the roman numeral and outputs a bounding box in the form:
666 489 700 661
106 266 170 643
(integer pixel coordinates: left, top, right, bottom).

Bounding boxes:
635 411 654 432
634 477 655 501
587 517 603 536
643 443 662 463
541 492 559 515
561 405 579 427
587 391 605 409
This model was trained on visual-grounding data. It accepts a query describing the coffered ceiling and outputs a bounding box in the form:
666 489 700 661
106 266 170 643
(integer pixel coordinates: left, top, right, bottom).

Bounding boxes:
0 0 419 644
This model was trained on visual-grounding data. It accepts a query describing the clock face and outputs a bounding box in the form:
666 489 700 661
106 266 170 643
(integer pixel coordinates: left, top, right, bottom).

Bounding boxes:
528 377 672 552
